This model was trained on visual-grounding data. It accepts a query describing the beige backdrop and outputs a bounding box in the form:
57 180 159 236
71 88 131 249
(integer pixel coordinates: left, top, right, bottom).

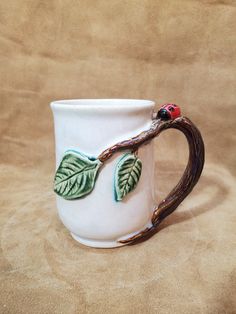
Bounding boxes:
0 1 236 313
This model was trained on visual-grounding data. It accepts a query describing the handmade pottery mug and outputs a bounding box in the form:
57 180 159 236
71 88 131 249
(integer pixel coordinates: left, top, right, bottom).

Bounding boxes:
51 99 204 248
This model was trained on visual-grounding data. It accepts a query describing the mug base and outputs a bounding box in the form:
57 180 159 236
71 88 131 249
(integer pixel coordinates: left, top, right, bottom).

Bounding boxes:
70 232 125 248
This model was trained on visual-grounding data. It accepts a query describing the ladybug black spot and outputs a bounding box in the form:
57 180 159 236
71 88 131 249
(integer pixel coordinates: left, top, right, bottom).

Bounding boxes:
169 106 174 112
157 108 170 120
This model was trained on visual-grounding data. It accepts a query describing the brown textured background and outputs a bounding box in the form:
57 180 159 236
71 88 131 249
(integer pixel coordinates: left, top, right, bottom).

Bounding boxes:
0 0 236 313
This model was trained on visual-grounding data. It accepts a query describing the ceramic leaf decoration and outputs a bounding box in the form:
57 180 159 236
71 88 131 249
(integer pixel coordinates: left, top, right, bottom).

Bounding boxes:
54 150 143 201
54 151 101 200
114 153 142 201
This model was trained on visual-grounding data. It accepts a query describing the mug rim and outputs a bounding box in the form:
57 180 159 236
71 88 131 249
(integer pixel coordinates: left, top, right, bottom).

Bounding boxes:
50 99 155 111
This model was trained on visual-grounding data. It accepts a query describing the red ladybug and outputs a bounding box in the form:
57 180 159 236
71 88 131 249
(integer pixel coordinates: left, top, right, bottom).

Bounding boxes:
157 104 181 120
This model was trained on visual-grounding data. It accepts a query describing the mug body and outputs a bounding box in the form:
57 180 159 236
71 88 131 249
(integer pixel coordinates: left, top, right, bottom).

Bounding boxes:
51 99 156 248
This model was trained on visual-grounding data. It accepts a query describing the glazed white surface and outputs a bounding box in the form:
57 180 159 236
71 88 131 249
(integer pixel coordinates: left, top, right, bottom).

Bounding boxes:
51 99 156 248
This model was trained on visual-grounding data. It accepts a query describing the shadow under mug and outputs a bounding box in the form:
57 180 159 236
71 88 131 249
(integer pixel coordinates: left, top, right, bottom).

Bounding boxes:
51 99 204 248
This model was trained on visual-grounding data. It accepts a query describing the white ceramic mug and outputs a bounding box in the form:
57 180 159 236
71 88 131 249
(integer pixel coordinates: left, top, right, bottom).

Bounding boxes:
51 99 204 248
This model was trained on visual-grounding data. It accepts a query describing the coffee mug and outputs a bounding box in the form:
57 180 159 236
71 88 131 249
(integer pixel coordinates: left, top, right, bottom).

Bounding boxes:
51 99 204 248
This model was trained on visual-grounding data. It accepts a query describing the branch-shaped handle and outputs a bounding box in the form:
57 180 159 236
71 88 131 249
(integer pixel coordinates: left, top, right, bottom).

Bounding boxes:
116 107 205 244
151 116 205 226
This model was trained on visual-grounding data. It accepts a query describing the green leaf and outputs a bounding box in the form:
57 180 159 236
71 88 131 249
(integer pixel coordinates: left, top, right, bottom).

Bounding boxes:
114 153 142 201
54 151 101 200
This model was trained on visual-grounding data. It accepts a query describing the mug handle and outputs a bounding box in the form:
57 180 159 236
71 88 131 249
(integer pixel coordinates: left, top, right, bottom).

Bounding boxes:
119 107 205 244
151 115 205 226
